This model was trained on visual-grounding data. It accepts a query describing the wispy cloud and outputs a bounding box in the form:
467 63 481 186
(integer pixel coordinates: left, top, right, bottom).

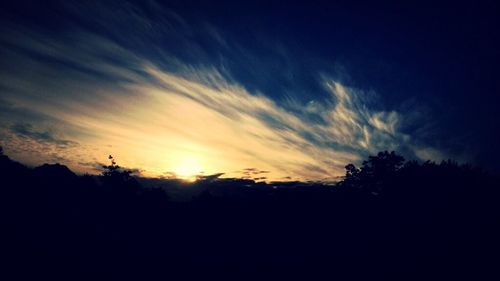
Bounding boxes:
0 1 447 180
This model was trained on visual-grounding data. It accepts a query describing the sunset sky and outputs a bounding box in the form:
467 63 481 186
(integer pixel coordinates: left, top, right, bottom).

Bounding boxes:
1 1 499 181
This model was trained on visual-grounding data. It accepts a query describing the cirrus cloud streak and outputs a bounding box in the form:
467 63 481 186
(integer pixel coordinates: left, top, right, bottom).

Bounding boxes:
0 3 445 181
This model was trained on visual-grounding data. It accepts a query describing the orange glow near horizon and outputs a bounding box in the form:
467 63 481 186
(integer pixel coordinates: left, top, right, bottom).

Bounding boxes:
170 154 203 181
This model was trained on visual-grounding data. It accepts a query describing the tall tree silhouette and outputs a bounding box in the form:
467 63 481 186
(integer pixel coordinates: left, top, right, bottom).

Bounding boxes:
101 155 139 193
341 151 405 195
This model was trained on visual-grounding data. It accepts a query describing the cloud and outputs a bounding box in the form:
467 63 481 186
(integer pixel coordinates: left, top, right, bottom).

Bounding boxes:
0 1 446 180
414 147 448 163
0 124 81 170
10 123 78 147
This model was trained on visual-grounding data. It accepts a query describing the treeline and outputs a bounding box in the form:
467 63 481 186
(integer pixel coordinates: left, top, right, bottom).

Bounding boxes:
1 148 499 280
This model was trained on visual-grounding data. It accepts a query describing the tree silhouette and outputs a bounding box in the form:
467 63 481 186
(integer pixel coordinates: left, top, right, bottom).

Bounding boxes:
1 148 499 279
341 151 405 195
101 155 139 193
361 151 405 176
345 163 360 178
102 155 127 177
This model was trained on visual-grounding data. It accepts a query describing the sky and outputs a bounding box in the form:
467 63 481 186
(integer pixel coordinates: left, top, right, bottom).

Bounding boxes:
1 0 499 181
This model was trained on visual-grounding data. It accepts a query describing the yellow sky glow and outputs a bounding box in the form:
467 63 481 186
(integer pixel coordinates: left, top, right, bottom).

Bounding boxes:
0 31 446 181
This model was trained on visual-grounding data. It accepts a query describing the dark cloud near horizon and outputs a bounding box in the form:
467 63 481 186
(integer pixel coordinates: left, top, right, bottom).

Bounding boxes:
10 123 78 148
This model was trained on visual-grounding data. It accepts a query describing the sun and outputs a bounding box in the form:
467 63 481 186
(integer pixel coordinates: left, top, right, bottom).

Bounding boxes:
173 156 203 181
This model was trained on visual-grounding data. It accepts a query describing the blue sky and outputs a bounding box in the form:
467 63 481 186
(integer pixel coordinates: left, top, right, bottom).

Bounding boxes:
1 0 499 180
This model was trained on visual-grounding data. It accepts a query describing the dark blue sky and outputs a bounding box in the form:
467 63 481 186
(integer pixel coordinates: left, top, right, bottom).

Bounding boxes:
1 0 499 177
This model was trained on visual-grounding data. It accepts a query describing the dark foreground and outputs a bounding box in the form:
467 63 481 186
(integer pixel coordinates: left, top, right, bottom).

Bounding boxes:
2 151 500 280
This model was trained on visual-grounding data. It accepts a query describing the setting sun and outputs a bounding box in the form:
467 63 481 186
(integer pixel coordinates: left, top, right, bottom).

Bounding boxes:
172 155 203 180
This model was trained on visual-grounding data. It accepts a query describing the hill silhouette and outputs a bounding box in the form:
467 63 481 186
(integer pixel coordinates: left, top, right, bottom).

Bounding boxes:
1 148 499 280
